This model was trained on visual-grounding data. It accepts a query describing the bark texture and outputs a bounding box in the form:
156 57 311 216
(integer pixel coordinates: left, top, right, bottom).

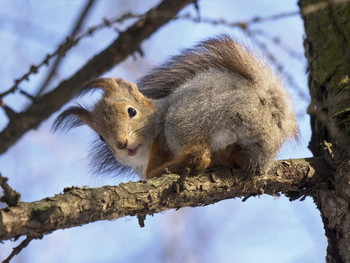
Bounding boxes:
0 158 332 241
299 0 350 262
0 0 195 154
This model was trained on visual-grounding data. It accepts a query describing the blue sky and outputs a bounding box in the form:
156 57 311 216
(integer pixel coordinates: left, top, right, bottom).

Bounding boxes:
0 1 326 262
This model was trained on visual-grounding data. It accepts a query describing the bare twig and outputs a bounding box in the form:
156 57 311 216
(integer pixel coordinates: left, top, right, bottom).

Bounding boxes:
0 9 301 112
35 0 97 96
250 28 304 60
0 9 299 102
0 12 142 101
0 174 20 207
0 101 16 119
2 235 41 263
177 11 299 27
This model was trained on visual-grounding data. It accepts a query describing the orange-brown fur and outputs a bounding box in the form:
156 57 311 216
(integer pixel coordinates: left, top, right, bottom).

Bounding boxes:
146 136 249 179
145 135 172 179
146 144 212 179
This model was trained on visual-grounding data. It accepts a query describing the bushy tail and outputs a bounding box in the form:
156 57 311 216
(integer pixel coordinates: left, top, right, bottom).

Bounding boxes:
138 34 266 99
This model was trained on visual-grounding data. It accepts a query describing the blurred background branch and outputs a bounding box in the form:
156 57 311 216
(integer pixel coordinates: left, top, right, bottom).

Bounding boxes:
35 0 97 96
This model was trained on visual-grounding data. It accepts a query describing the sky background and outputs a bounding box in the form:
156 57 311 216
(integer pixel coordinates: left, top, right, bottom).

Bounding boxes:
0 0 326 262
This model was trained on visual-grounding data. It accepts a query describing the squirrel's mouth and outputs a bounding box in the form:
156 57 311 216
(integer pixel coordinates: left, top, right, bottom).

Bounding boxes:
127 145 140 156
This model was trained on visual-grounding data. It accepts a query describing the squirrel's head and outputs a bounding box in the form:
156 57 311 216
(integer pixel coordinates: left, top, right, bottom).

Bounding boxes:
53 78 155 168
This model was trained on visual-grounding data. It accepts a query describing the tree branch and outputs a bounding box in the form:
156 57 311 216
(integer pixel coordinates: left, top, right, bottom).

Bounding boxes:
0 174 20 207
35 0 97 96
0 0 195 154
2 235 41 263
0 158 333 241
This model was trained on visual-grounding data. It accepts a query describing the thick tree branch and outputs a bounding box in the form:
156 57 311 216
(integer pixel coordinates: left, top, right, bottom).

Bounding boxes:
0 158 333 241
0 0 195 154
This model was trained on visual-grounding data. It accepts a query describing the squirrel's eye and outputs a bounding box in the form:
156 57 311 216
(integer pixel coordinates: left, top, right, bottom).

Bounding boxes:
127 107 137 118
99 135 105 142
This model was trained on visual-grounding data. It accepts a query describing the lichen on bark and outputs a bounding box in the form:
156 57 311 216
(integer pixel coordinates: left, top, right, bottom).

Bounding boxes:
299 0 350 262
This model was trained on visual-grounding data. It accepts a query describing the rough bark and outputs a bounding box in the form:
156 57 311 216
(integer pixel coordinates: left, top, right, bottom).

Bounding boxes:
0 0 195 154
299 0 350 262
0 158 332 241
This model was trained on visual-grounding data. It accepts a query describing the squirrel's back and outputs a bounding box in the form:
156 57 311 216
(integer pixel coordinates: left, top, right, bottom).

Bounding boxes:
139 35 298 139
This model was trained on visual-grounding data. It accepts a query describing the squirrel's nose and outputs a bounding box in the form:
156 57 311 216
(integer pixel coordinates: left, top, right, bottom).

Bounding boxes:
116 139 128 150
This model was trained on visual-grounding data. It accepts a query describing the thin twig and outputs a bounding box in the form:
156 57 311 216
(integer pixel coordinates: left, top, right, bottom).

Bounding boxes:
35 0 97 96
2 236 41 263
0 174 20 207
0 12 143 100
177 11 299 28
251 28 304 60
0 10 299 102
0 100 17 119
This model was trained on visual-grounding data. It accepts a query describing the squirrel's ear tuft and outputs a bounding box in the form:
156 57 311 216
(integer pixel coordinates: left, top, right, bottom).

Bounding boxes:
113 78 145 103
52 105 92 133
75 78 119 97
75 78 144 102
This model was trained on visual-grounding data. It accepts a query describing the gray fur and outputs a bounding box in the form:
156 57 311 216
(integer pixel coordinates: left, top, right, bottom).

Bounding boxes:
140 35 260 98
142 35 298 172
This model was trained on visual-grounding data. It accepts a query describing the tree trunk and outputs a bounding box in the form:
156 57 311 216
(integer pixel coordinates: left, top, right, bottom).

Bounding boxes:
299 0 350 262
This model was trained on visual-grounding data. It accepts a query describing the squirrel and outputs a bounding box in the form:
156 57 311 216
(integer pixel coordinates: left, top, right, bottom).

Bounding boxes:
53 35 299 179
